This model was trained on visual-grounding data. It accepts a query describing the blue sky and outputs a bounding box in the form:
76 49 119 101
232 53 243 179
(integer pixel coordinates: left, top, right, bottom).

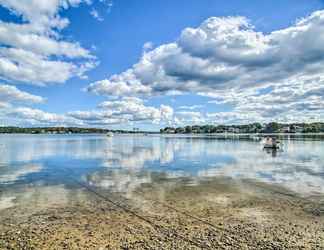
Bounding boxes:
1 0 324 130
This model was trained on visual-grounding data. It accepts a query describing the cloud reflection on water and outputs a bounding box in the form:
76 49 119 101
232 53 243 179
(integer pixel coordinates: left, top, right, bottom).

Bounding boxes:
0 134 324 196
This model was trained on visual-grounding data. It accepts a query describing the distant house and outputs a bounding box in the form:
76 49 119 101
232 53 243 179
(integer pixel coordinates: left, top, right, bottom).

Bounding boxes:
261 124 267 131
282 126 290 133
290 125 303 133
227 127 240 133
164 128 176 133
295 126 304 133
175 127 185 133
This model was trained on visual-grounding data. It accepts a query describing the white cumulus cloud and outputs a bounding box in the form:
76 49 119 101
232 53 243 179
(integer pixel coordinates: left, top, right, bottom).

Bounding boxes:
68 97 174 125
86 10 324 123
7 107 81 126
0 0 96 85
0 84 45 104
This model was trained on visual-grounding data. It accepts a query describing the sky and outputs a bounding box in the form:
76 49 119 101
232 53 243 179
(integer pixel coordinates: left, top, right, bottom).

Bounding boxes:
1 0 324 131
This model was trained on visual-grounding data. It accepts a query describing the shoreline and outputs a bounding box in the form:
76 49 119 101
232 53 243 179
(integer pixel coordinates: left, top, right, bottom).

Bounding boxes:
1 178 323 249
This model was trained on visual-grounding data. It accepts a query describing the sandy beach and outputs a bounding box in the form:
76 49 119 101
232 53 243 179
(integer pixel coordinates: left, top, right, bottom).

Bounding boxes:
1 176 323 249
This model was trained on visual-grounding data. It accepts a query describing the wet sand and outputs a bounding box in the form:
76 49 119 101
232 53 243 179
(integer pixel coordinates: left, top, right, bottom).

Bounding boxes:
1 176 324 249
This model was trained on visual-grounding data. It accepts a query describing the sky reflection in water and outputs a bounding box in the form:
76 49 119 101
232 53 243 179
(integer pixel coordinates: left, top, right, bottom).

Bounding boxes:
0 134 324 210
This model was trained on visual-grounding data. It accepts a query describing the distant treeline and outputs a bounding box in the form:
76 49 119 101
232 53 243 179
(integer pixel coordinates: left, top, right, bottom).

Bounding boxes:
2 122 324 134
160 122 324 134
0 127 152 134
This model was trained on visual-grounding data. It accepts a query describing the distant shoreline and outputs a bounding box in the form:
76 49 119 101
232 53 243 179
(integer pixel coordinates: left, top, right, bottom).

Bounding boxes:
1 122 324 134
1 132 324 136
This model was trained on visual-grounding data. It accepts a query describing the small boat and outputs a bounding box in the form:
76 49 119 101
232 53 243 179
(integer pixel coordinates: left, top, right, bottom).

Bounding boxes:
106 132 114 137
263 137 282 149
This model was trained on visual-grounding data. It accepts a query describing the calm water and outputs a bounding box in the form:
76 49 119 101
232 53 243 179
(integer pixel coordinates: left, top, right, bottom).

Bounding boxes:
0 134 324 211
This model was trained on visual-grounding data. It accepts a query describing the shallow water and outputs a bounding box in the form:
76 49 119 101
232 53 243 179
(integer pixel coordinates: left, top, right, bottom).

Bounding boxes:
0 133 324 211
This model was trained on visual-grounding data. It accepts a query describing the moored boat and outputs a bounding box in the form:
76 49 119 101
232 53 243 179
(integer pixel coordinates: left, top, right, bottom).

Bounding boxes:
263 137 281 149
106 132 114 137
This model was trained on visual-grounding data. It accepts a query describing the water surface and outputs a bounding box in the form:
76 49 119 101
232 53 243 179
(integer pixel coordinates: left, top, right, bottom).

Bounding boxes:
1 134 324 211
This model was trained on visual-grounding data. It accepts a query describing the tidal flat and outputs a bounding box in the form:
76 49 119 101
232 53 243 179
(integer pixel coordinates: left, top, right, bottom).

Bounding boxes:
0 134 324 249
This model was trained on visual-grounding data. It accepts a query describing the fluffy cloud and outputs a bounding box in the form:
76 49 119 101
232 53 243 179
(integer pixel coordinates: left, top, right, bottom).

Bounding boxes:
69 97 174 125
90 8 104 22
0 101 10 109
7 107 81 126
0 84 45 104
89 0 113 21
0 0 96 85
2 96 174 127
175 111 206 125
86 70 151 97
179 105 204 110
0 84 50 126
86 11 324 123
0 0 90 23
143 41 154 52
